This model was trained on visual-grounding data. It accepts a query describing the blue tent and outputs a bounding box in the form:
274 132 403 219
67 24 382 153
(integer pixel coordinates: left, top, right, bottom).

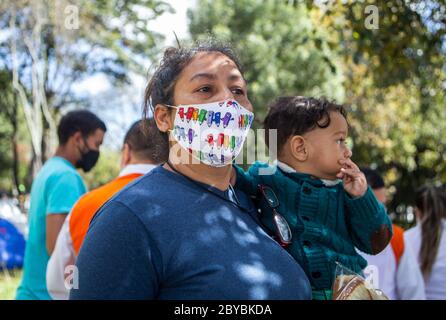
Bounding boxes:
0 217 26 270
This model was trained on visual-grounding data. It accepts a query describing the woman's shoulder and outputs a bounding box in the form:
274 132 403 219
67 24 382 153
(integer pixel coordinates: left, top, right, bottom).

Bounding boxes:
114 166 175 198
100 166 200 219
404 224 421 249
404 224 420 237
87 167 179 231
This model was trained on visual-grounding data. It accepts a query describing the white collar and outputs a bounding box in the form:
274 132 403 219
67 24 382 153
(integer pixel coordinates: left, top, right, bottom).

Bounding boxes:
276 160 342 186
276 160 296 173
118 164 157 177
320 179 342 187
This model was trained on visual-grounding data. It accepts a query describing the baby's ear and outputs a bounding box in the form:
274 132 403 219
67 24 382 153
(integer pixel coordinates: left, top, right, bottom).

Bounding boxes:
289 135 308 162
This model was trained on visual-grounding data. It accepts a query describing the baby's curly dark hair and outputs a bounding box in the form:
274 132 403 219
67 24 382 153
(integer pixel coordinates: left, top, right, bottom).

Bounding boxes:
263 96 348 155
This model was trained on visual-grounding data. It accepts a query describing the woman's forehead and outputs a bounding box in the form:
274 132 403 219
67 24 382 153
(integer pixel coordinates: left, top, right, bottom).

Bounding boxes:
182 51 243 80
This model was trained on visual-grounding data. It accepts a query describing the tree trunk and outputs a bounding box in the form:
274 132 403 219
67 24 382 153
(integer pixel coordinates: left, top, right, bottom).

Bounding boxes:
41 115 48 164
11 104 20 196
25 151 38 191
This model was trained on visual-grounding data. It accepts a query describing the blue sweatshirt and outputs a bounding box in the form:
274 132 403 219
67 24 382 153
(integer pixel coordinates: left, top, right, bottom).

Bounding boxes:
70 166 312 300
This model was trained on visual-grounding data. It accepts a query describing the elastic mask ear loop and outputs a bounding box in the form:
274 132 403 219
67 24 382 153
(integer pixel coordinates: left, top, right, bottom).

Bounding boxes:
164 104 177 110
164 104 179 136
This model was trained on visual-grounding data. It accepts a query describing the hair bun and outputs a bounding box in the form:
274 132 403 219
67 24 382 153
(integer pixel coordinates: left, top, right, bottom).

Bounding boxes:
163 47 180 59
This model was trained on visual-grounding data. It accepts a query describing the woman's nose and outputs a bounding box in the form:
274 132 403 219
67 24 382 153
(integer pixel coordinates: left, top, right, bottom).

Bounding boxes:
215 87 235 101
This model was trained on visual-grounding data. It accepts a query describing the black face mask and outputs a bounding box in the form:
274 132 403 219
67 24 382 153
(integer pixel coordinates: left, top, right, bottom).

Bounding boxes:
76 140 100 173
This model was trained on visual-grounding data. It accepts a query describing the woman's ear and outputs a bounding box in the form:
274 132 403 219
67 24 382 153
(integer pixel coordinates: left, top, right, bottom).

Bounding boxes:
289 135 308 162
154 104 174 133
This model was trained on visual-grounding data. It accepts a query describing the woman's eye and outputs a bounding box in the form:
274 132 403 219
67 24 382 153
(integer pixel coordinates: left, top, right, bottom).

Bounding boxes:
232 88 245 95
337 139 345 145
197 86 211 93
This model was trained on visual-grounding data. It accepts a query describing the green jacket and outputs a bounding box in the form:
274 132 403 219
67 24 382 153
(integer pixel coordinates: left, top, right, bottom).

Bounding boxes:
234 162 392 291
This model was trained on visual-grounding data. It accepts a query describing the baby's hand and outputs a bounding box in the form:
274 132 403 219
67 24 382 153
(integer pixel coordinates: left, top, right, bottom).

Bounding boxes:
336 159 367 198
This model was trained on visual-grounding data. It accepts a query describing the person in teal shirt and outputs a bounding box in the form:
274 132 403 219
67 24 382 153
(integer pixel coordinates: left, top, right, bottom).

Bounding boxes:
233 96 393 300
16 110 106 300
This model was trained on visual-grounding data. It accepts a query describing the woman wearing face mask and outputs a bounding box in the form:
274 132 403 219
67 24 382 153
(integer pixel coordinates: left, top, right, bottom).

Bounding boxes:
70 40 312 300
16 110 105 300
405 185 446 300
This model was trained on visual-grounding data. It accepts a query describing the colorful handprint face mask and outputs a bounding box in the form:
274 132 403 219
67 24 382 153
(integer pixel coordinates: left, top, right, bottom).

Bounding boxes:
168 99 254 167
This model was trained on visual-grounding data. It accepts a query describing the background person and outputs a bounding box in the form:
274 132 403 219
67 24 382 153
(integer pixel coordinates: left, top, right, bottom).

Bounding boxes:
16 110 106 300
46 119 168 299
359 168 425 300
405 185 446 300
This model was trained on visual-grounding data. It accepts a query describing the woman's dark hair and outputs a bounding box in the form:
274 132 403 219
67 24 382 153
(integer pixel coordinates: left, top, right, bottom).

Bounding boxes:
263 96 348 155
123 119 168 164
142 39 244 138
415 185 446 279
57 110 107 145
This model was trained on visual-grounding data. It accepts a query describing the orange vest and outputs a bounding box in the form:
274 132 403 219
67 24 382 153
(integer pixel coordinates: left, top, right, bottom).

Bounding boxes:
69 173 142 255
390 224 405 266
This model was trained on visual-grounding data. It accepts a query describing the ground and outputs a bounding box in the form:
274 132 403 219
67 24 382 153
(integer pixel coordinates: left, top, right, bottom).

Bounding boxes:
0 269 22 300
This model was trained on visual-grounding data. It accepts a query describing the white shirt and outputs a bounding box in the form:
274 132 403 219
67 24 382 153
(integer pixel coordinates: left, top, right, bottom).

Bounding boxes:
359 240 426 300
46 164 156 300
405 219 446 300
118 164 157 177
276 161 342 186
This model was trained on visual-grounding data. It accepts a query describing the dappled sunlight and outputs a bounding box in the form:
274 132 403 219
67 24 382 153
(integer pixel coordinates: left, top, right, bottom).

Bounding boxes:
234 257 283 299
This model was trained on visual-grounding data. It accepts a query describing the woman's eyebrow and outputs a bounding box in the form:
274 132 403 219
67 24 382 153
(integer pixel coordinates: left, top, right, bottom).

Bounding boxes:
228 74 245 83
189 72 246 86
189 73 217 82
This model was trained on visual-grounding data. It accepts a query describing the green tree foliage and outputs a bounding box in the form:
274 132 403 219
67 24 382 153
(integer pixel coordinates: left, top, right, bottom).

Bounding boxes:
318 0 446 215
0 70 17 191
0 0 171 189
0 0 171 176
188 0 345 123
0 0 171 103
188 0 446 219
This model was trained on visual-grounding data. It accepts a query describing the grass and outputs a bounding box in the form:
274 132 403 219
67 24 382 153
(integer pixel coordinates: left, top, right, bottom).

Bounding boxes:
0 269 22 300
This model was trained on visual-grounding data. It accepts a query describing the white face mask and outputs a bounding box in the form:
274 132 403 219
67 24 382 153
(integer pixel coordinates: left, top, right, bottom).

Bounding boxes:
167 99 254 167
